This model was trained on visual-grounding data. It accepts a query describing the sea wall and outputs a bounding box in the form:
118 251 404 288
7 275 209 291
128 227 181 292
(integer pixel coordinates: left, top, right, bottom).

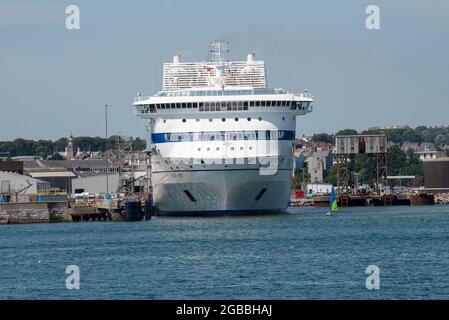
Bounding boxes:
0 202 66 224
435 193 449 205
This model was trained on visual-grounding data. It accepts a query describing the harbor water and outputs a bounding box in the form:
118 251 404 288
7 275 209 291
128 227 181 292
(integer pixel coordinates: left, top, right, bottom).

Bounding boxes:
1 205 449 299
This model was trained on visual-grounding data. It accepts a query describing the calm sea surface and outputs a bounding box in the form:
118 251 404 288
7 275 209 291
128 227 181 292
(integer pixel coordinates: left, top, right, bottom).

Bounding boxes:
1 205 449 299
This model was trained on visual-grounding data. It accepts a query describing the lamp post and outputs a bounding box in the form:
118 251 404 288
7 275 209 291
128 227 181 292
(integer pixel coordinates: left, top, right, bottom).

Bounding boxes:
103 103 109 195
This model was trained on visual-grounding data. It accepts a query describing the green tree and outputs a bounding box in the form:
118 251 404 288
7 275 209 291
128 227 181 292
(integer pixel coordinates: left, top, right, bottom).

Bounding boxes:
311 133 334 144
49 153 64 160
336 129 358 136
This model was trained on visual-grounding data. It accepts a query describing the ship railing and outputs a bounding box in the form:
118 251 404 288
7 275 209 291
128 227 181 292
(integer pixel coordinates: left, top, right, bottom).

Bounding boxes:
298 92 313 98
135 96 150 102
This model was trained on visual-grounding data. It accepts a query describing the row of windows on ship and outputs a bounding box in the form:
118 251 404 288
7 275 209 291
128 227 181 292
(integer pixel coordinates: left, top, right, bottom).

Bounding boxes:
155 130 295 142
138 100 310 113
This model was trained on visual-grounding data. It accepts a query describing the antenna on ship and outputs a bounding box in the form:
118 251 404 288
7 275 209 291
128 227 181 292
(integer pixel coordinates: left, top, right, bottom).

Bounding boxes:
209 40 229 63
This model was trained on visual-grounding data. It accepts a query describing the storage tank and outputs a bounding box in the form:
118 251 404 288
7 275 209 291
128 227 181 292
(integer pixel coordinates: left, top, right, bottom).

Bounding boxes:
124 200 142 221
424 157 449 189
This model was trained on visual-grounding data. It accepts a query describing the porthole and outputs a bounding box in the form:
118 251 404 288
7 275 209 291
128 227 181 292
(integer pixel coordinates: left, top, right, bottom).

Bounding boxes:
182 119 186 123
258 117 262 121
247 117 251 121
196 119 200 122
209 119 213 122
240 147 243 150
222 118 226 122
231 147 234 151
207 147 210 151
282 116 285 121
235 118 239 121
216 147 220 151
163 120 166 123
249 147 253 150
197 148 201 151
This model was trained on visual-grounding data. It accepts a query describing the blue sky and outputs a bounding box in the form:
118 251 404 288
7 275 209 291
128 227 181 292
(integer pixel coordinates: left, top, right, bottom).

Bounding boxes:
1 0 448 140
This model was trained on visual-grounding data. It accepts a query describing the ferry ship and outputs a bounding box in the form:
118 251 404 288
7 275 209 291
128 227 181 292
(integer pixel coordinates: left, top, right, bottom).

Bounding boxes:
133 42 313 216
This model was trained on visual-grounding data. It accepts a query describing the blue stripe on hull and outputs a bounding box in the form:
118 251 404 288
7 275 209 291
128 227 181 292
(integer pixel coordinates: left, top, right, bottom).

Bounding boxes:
156 209 287 217
152 130 295 143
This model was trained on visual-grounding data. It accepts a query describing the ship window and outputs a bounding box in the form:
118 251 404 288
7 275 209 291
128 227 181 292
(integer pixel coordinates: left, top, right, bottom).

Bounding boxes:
277 101 282 107
250 101 255 107
227 102 232 111
178 135 182 141
290 102 296 110
210 136 214 141
187 103 192 108
266 101 271 107
282 116 285 121
255 101 260 107
243 101 248 107
199 102 204 111
176 103 181 109
238 101 243 110
149 104 156 113
261 101 266 107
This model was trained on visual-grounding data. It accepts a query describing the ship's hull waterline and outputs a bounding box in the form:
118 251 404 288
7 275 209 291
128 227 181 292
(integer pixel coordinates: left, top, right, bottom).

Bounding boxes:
152 168 292 216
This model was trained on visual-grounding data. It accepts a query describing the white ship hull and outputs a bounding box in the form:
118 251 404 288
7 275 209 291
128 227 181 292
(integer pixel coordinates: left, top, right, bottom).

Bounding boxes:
152 167 292 216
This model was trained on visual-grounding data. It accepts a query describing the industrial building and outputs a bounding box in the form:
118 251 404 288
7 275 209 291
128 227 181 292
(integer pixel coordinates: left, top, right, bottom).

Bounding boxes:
0 161 24 174
0 171 50 200
23 159 118 192
424 157 449 191
72 173 119 194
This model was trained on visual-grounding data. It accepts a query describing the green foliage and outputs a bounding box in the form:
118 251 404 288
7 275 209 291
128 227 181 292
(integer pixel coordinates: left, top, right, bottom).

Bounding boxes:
49 153 64 160
0 136 147 158
323 165 337 185
311 133 334 143
336 129 358 136
388 144 423 176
